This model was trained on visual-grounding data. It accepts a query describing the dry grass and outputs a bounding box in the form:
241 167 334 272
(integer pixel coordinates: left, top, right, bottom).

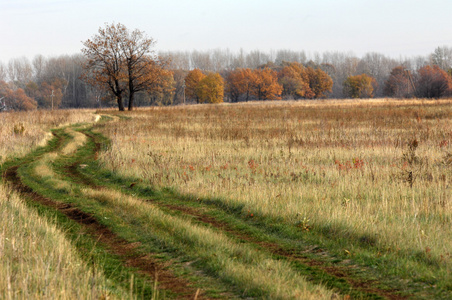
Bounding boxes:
0 184 128 299
98 99 452 281
0 109 126 299
60 127 88 155
81 187 334 299
0 109 98 164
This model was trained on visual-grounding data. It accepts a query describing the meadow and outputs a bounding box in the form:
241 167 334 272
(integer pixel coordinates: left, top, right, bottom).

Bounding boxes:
98 99 451 298
0 100 451 299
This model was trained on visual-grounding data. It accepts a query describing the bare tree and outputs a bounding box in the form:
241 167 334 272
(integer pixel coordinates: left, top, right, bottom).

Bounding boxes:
159 50 191 70
230 48 247 69
0 96 5 112
82 23 167 111
430 46 452 70
246 50 270 69
82 23 129 111
210 48 231 72
357 52 398 97
7 57 33 85
32 55 46 82
0 62 7 82
191 50 212 71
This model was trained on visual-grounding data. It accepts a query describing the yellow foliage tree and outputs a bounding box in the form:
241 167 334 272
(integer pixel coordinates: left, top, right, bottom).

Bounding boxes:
343 74 376 98
185 69 206 103
196 73 224 103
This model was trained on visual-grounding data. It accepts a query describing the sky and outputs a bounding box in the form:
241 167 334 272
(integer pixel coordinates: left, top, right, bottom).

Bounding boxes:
1 0 452 63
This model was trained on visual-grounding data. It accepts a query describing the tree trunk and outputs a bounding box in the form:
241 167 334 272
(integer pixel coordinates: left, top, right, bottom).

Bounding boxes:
128 92 134 111
117 95 125 111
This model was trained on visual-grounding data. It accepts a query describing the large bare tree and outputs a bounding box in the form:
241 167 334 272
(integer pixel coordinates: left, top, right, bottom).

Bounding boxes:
82 23 127 110
82 23 166 111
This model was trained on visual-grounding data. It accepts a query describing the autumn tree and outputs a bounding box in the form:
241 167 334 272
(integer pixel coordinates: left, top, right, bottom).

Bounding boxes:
82 23 164 111
0 81 37 111
40 81 64 109
305 66 333 98
384 66 415 98
343 74 377 98
196 72 224 103
119 29 169 110
226 68 254 102
185 69 206 103
416 65 452 98
278 62 311 98
277 63 332 99
145 71 176 106
82 24 127 110
251 68 282 100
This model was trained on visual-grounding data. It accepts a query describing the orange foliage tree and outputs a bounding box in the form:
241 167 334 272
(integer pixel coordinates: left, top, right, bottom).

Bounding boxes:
305 67 333 98
251 68 282 100
196 73 224 103
278 63 312 98
0 81 37 111
278 62 332 99
226 68 254 102
416 65 452 98
120 34 168 110
185 69 206 103
343 74 377 98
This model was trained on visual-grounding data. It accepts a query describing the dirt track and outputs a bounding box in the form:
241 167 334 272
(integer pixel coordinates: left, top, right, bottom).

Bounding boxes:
2 127 204 299
2 122 411 299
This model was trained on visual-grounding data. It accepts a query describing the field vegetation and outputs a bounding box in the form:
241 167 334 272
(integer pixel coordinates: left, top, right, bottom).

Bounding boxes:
0 109 98 164
1 99 451 299
0 109 129 299
98 99 452 298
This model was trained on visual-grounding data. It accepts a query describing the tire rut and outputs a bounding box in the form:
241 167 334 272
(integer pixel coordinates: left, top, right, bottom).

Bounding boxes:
2 141 205 299
148 201 409 300
71 130 408 300
41 125 409 300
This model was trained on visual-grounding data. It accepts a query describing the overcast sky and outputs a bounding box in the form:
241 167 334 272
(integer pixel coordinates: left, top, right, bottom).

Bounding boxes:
1 0 451 63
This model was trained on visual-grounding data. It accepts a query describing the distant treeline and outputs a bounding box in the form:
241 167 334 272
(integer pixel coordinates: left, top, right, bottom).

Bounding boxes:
1 46 452 110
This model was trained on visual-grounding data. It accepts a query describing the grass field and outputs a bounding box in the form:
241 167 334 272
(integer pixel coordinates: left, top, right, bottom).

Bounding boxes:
0 110 129 299
1 99 451 299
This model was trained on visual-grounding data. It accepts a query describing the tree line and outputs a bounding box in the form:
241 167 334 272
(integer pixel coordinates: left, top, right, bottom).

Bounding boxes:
1 23 452 111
